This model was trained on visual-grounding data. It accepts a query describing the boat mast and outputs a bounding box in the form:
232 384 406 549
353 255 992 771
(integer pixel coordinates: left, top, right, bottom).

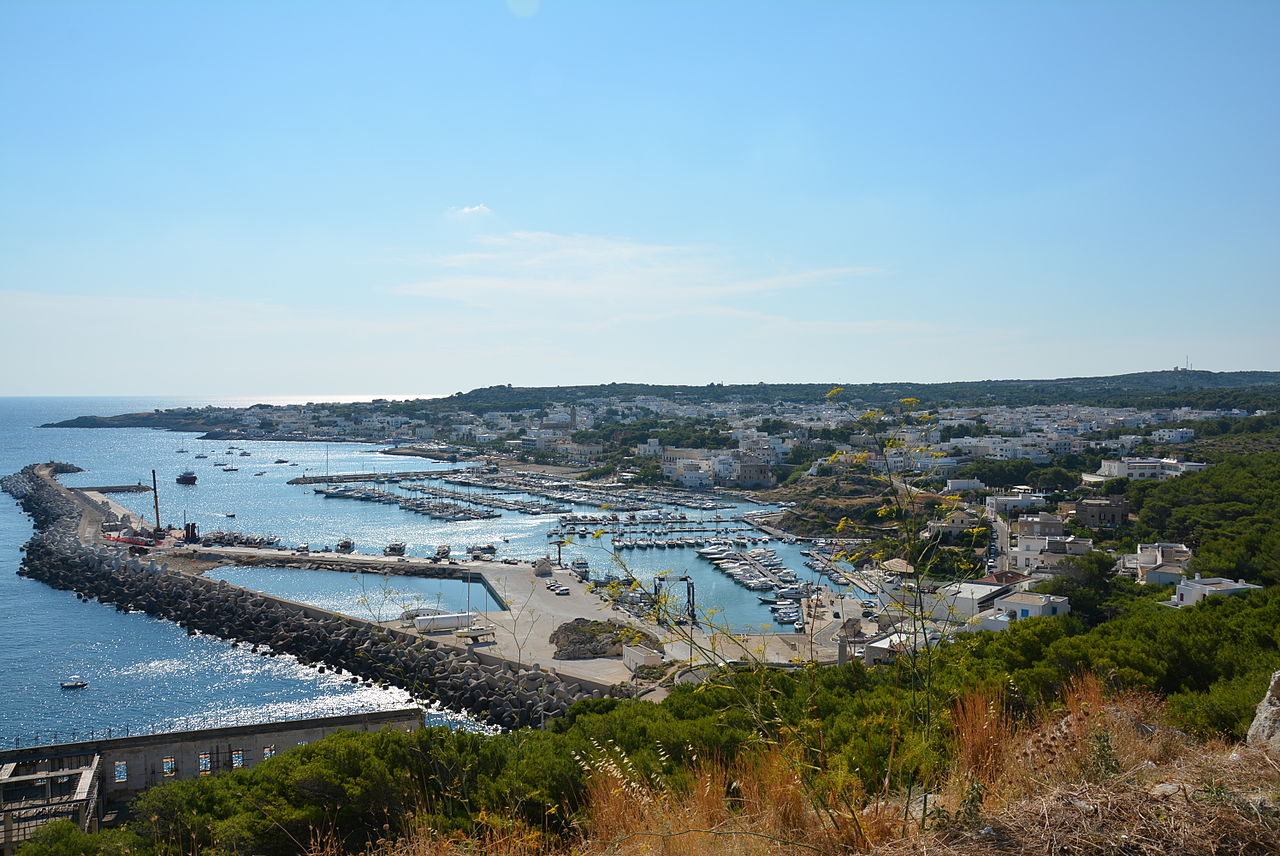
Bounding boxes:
151 469 161 532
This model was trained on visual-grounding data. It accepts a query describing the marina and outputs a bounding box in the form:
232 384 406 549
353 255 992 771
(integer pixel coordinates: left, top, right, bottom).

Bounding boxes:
0 398 863 744
313 484 501 522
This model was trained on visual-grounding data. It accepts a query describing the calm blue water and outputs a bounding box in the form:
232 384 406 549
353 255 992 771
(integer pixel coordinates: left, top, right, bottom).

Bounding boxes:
0 396 818 742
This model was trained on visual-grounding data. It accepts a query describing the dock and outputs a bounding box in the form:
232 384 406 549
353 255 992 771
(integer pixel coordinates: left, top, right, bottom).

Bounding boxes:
286 469 464 486
170 544 645 687
76 484 153 494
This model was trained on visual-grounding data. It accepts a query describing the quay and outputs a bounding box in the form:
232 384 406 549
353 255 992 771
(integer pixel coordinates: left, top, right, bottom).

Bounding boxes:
398 482 568 514
75 484 153 494
167 544 644 688
287 469 465 485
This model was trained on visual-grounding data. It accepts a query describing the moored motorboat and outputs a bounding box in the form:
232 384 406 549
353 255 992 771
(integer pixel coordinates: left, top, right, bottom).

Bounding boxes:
61 675 89 690
176 470 197 485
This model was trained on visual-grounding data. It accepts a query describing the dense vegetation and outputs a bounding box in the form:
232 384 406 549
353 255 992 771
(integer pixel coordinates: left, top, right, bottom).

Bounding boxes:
43 371 1280 429
22 435 1280 855
1125 452 1280 585
28 575 1280 855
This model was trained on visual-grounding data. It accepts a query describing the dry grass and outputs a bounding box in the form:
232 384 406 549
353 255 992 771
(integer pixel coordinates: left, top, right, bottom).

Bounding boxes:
327 679 1280 856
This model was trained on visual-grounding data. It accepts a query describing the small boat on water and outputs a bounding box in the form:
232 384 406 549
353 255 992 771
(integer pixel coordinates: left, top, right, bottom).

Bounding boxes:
385 542 407 556
61 676 89 690
274 459 289 464
336 539 355 553
194 453 208 459
176 470 197 485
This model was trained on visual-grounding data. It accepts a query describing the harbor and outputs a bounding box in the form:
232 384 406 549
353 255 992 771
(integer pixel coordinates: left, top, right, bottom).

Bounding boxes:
0 412 869 749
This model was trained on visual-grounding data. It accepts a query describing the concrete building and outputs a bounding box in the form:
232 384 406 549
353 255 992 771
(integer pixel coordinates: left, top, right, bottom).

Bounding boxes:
975 591 1071 632
1014 512 1065 538
1119 542 1193 585
1082 457 1210 484
1150 428 1195 444
1071 495 1129 528
0 709 421 854
1009 535 1094 572
925 509 983 541
922 581 1010 622
986 490 1049 517
1164 574 1263 608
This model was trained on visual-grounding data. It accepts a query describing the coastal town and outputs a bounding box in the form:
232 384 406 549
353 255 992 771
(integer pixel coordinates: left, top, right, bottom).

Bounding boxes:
58 387 1252 489
36 383 1270 671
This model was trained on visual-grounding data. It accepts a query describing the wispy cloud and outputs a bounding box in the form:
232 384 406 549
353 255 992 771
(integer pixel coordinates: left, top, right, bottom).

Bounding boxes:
394 230 882 307
448 204 493 217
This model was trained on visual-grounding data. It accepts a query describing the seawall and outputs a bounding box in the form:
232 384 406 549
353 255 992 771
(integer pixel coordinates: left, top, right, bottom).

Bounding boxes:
4 464 623 730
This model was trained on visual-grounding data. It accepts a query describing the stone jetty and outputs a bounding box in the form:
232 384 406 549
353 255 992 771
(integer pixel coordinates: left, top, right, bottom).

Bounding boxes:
4 463 624 730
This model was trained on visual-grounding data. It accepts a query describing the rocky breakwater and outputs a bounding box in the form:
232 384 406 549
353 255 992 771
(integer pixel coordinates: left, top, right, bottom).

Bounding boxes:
6 464 621 731
2 462 85 533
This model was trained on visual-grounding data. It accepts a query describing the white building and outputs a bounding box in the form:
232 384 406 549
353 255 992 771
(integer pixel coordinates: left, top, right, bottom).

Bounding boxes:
1009 535 1093 572
1082 457 1209 484
986 490 1049 517
1150 428 1195 444
1119 542 1193 585
976 591 1071 631
1165 574 1262 608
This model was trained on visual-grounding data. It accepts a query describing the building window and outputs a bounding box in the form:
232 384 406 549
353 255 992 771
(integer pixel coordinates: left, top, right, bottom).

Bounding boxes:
1020 609 1029 618
113 761 128 783
198 753 211 775
263 745 275 759
162 757 176 777
231 749 244 769
1051 607 1058 615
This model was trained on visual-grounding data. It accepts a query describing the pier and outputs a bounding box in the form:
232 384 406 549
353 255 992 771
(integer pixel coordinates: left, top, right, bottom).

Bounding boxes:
398 482 569 515
75 484 153 494
313 484 500 521
286 469 465 485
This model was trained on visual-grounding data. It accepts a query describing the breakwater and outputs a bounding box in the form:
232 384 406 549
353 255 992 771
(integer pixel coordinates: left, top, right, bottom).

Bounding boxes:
5 463 622 731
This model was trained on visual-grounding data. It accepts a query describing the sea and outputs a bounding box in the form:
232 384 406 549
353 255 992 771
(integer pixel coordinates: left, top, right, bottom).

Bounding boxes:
0 396 824 746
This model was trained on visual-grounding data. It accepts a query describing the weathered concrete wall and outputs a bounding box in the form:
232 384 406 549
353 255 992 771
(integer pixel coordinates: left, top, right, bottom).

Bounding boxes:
0 709 422 800
5 464 625 731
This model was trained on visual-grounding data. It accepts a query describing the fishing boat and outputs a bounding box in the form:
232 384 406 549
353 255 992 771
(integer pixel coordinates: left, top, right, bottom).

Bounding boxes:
60 675 89 690
384 542 407 556
176 470 197 485
336 539 355 553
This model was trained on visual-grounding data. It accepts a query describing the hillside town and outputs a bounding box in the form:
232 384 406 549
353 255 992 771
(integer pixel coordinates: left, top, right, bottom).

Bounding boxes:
97 395 1256 494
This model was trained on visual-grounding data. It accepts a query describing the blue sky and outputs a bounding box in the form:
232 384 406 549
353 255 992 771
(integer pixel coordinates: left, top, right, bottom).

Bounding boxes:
1 0 1277 396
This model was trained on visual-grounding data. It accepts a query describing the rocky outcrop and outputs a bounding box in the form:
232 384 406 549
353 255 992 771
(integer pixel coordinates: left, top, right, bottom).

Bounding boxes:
549 618 660 660
6 464 626 731
1247 670 1280 756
